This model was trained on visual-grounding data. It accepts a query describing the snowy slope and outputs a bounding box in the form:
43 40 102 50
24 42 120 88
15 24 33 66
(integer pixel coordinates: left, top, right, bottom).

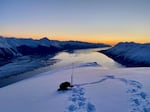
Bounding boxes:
100 42 150 67
60 40 110 50
7 37 54 48
0 62 150 112
0 36 58 58
0 36 110 59
0 36 19 58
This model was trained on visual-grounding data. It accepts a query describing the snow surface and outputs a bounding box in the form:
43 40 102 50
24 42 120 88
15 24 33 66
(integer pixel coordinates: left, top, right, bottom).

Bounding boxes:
0 62 150 112
0 55 56 78
110 42 150 62
0 36 110 50
0 37 19 57
100 42 150 66
0 36 110 58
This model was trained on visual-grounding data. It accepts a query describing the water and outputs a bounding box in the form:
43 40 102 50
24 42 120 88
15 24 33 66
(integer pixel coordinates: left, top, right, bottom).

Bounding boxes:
32 48 124 74
50 48 124 69
0 48 124 87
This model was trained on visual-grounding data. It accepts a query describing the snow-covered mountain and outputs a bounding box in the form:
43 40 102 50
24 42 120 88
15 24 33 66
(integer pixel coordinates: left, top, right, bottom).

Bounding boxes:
60 40 109 50
0 37 19 59
0 36 110 60
100 42 150 67
6 37 61 56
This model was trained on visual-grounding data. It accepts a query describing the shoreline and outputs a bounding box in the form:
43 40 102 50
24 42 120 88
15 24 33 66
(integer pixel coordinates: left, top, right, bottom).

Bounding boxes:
100 50 150 67
0 55 59 88
0 48 123 88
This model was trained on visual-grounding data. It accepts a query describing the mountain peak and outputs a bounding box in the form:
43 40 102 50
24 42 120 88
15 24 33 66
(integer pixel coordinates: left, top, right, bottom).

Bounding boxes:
40 37 50 41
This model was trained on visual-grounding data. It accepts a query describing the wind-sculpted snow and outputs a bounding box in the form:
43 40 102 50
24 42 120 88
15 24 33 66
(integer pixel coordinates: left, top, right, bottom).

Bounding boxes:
100 42 150 67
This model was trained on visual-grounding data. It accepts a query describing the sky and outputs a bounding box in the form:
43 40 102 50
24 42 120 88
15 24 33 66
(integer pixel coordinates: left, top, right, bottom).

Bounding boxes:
0 0 150 44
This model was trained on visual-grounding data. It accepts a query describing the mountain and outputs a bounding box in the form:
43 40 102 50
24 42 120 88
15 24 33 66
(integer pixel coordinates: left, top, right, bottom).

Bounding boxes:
0 37 19 59
60 40 110 50
0 36 110 60
0 37 60 60
100 42 150 67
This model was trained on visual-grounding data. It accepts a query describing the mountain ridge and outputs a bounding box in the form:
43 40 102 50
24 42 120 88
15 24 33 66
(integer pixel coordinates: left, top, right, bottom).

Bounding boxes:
100 42 150 67
0 36 110 60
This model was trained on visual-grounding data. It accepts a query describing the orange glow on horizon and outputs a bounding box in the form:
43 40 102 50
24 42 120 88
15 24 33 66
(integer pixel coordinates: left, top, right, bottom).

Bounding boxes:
1 33 150 45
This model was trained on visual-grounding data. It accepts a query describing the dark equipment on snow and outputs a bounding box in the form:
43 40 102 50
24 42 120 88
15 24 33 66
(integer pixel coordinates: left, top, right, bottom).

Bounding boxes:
58 63 74 91
58 81 73 91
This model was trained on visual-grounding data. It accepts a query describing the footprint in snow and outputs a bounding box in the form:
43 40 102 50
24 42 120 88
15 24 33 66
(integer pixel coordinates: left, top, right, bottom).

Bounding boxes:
65 86 96 112
117 78 150 112
63 75 150 112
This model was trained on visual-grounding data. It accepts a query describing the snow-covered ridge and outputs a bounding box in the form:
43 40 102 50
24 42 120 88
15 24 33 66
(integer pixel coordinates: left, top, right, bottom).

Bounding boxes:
100 42 150 67
0 62 150 112
0 36 110 60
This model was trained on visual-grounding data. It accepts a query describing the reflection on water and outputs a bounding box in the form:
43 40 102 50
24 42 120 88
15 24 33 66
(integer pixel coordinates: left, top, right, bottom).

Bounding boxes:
51 48 124 69
0 48 124 88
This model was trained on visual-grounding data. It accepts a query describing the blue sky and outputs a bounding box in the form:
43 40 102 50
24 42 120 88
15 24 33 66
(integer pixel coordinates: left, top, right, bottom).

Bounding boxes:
0 0 150 44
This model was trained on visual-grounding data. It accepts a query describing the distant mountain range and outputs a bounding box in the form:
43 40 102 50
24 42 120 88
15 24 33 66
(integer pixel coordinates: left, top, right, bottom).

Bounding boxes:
100 42 150 67
0 36 110 60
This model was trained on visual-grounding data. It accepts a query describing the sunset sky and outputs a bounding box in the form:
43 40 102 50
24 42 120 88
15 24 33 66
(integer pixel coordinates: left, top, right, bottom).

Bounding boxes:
0 0 150 44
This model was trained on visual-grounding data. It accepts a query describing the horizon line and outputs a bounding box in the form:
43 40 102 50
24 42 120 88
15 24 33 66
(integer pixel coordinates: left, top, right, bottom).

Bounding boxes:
0 35 149 46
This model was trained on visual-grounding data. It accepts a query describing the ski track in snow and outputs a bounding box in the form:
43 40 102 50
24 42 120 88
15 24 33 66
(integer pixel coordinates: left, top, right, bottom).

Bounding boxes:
65 75 150 112
65 86 96 112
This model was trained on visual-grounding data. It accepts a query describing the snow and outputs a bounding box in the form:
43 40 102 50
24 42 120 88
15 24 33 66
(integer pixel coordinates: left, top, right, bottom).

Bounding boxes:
0 36 110 59
0 36 11 48
0 55 56 78
7 38 39 48
0 56 41 78
100 42 150 66
39 37 52 47
0 62 150 112
0 36 18 57
0 36 110 50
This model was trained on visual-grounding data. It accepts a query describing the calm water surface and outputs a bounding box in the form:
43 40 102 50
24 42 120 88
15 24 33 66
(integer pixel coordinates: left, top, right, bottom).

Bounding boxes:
50 48 124 69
